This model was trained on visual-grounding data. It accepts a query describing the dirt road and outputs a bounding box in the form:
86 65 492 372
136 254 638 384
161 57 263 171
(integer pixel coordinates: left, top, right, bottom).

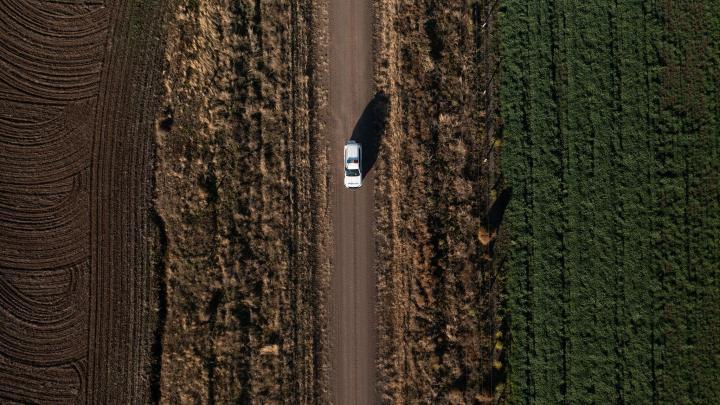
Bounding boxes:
329 0 376 403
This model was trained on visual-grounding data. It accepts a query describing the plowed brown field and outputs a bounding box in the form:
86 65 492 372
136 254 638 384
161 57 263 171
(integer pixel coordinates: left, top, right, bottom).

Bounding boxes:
0 0 167 402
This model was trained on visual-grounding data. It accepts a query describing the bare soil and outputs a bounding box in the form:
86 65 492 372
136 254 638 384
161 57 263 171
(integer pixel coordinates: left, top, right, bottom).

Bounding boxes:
0 0 168 403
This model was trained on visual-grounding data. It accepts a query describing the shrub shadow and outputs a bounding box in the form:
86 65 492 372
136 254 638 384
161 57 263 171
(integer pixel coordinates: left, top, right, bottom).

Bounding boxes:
488 187 512 231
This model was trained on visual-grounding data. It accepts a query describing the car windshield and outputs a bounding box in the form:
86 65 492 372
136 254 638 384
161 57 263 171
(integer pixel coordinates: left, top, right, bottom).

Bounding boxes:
345 169 360 177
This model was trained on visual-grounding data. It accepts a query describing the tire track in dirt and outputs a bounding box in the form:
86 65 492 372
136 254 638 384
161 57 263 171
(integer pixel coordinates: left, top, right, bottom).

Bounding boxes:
0 0 168 402
87 1 168 402
0 1 104 401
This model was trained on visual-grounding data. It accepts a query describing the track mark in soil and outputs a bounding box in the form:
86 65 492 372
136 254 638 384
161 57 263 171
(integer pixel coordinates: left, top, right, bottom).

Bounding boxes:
0 0 168 402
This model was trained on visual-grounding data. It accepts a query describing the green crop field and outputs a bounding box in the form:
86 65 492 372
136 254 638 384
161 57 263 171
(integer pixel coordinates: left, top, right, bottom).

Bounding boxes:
499 1 720 403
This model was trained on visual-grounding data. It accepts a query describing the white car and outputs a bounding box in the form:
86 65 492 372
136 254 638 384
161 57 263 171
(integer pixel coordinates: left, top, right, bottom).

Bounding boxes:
344 140 362 188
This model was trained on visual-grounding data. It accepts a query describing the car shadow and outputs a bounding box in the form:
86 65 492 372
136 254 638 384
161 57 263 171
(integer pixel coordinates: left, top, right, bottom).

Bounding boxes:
350 92 389 178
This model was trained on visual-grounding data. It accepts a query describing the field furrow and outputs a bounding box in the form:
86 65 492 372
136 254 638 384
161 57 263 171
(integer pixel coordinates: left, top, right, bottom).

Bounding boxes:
0 0 168 403
500 0 720 402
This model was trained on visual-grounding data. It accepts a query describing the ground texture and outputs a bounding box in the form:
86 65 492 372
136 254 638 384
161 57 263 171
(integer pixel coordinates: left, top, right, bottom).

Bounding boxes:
0 0 166 403
154 0 330 402
373 0 504 402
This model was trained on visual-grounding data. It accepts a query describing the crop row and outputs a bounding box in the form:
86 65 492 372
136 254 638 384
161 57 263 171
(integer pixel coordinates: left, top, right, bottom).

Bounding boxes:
499 0 720 403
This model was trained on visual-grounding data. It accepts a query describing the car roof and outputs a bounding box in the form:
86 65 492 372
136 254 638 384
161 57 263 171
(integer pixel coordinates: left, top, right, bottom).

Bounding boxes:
345 142 360 154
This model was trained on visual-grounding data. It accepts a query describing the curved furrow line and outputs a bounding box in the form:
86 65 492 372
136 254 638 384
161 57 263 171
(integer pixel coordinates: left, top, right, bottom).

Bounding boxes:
0 0 111 401
38 0 104 15
0 174 87 231
0 176 75 209
0 101 62 128
0 69 100 103
0 30 105 65
0 328 86 363
0 358 81 403
0 193 87 234
2 0 108 39
0 268 87 331
0 160 88 187
0 83 79 106
0 289 86 331
0 187 80 224
0 111 92 185
0 179 88 271
0 205 86 235
0 263 87 310
0 2 106 102
0 316 87 367
2 267 76 305
0 225 88 268
0 194 84 230
0 135 90 177
0 37 103 73
0 309 86 337
0 0 167 401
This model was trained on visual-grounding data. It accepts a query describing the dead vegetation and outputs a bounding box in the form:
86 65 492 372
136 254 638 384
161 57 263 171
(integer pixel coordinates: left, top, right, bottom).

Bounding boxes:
373 0 503 402
154 0 330 402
